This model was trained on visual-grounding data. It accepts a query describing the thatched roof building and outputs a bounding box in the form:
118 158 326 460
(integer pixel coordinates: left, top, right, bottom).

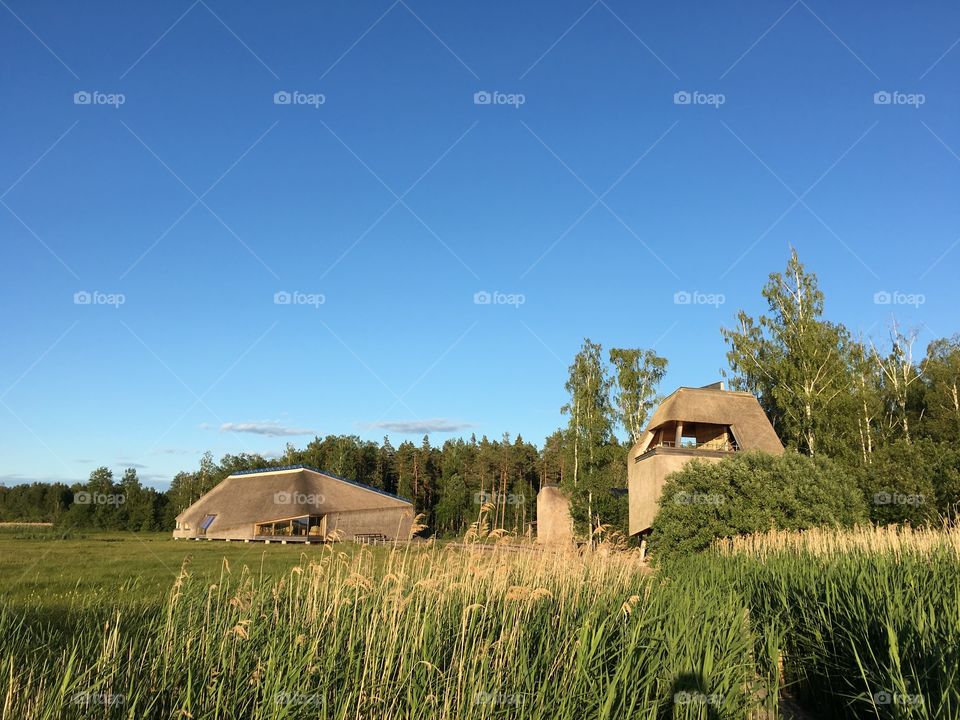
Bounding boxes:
173 465 414 542
629 383 783 535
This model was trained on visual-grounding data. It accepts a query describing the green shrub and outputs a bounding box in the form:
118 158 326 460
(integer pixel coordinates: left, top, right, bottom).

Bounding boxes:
859 439 960 524
649 451 867 562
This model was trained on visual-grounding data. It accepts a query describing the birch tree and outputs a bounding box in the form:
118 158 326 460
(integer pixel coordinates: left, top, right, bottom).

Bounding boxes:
609 348 668 445
561 339 613 485
870 320 926 444
849 337 883 463
923 336 960 443
722 249 854 456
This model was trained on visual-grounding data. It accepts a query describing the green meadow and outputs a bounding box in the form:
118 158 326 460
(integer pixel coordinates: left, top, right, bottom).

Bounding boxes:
0 529 323 611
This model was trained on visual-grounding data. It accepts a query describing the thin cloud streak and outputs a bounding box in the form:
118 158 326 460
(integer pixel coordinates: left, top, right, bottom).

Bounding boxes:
218 421 317 437
367 419 475 434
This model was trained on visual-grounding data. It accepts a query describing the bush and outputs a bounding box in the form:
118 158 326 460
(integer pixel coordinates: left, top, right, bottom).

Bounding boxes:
859 439 960 524
649 451 867 562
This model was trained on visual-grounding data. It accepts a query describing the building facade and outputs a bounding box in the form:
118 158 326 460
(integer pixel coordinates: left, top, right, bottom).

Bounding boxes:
628 383 784 535
173 465 414 542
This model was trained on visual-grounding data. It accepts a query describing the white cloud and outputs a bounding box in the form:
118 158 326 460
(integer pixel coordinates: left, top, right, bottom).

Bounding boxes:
218 421 317 437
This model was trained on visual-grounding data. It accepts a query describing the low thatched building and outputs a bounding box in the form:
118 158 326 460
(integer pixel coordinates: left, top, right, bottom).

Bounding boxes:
173 465 414 542
629 383 783 535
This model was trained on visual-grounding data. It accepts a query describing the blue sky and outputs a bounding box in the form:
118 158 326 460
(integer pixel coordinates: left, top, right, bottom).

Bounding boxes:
1 0 958 488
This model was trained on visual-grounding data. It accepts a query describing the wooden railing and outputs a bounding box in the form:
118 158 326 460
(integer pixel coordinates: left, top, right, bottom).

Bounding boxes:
355 533 389 544
647 439 740 452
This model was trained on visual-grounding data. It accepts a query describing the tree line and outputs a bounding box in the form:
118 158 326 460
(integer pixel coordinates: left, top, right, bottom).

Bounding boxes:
723 249 959 460
0 468 168 531
1 249 958 537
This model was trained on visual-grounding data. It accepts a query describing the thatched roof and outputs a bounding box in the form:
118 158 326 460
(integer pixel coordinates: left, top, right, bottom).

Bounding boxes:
633 385 784 454
175 465 412 533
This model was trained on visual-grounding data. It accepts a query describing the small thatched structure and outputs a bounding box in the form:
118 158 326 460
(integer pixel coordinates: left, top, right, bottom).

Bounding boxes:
173 466 414 542
629 383 783 535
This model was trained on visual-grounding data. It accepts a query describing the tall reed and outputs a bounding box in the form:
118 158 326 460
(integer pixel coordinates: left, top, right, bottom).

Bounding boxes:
1 544 763 719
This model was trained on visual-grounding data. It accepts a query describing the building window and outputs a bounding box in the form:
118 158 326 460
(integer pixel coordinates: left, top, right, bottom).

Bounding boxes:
254 515 324 538
199 514 217 534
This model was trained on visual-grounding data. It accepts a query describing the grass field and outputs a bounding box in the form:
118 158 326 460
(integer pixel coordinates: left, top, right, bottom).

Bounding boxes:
0 528 346 612
0 527 957 719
